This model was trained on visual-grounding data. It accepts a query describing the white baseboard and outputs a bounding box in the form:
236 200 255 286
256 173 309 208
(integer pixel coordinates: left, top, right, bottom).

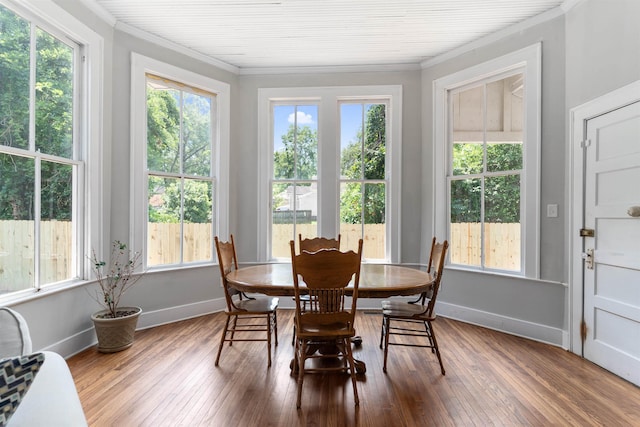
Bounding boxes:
436 301 564 347
48 298 226 358
48 296 563 358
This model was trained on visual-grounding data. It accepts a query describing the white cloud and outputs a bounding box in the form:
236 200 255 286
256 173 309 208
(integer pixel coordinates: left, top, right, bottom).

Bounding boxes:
288 111 314 125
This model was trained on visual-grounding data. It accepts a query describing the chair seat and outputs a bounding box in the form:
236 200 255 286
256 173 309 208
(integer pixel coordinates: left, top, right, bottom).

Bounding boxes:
232 297 279 314
297 322 355 339
381 300 428 316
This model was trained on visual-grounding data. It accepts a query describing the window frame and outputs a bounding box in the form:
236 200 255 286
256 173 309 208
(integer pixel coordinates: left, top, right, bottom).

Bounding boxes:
433 44 541 278
257 85 402 263
130 53 230 270
0 0 103 302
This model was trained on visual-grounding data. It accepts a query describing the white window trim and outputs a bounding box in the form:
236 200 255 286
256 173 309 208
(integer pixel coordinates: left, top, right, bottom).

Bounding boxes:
433 43 541 278
257 85 402 263
0 0 104 301
130 53 230 269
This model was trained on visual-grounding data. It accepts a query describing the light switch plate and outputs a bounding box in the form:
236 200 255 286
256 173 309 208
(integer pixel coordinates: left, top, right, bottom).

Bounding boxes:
547 204 558 218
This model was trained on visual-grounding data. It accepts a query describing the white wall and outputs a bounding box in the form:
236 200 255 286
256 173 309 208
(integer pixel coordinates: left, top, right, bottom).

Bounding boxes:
421 13 567 344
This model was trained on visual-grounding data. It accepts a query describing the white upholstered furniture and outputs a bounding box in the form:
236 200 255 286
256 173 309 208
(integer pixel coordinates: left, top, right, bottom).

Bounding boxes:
0 307 87 427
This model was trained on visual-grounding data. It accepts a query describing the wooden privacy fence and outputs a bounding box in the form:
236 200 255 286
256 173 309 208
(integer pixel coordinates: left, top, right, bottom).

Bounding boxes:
271 224 386 259
449 222 521 271
0 221 521 292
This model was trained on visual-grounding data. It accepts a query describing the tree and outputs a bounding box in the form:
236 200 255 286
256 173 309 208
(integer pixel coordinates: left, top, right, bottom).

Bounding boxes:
273 125 317 180
0 6 73 221
146 86 213 224
450 142 522 223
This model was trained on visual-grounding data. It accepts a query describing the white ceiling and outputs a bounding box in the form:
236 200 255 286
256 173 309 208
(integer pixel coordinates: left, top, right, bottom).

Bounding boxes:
84 0 567 72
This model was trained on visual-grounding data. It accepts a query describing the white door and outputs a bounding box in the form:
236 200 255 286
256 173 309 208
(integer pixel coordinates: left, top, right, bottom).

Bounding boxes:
583 100 640 386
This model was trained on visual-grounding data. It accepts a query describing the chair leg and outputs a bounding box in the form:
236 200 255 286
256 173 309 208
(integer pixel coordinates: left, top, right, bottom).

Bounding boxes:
379 315 386 349
273 311 278 346
292 323 296 346
266 313 272 368
229 315 238 345
428 320 445 375
343 338 360 406
297 340 307 409
383 316 391 373
215 315 231 366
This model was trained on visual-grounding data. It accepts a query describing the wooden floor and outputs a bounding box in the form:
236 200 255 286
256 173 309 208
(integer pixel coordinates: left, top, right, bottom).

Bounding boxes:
67 310 640 427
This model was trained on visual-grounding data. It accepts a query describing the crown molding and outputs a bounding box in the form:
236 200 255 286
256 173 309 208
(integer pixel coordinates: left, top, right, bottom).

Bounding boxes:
238 62 421 76
78 0 116 26
421 5 567 69
115 21 240 75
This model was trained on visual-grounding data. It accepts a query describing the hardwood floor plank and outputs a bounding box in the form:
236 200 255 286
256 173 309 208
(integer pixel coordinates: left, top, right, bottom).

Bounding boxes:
67 310 640 426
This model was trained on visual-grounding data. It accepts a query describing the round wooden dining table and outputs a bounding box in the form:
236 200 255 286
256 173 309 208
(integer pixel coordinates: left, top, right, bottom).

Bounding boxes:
225 263 435 299
226 263 434 374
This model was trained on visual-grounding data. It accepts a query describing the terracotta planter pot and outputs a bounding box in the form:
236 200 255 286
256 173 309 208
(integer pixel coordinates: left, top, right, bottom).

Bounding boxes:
91 306 142 353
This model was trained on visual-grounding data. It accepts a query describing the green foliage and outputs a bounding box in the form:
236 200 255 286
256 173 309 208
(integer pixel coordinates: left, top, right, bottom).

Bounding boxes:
450 142 522 223
273 125 317 179
146 87 213 224
0 6 74 221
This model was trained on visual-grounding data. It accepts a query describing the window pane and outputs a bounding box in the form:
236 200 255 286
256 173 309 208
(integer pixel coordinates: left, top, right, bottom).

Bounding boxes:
272 182 316 258
363 104 385 180
340 182 362 252
452 142 483 176
450 178 481 266
182 92 211 176
147 175 180 266
35 29 73 158
452 85 484 176
487 142 522 172
294 106 317 180
340 103 362 179
0 154 35 291
273 105 294 179
147 83 180 173
486 74 524 172
40 161 72 284
0 5 30 150
484 174 521 271
364 183 385 259
183 179 212 263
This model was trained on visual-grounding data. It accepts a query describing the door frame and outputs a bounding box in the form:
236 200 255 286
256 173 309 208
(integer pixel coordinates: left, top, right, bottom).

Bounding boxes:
569 80 640 356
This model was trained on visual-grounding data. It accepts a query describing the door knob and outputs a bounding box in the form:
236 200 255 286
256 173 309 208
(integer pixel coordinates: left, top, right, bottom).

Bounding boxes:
628 206 640 217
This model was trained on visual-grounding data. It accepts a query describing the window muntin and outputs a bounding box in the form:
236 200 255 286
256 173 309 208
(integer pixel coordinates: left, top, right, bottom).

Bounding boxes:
0 2 81 293
145 74 215 267
448 74 524 273
271 104 318 258
340 103 387 259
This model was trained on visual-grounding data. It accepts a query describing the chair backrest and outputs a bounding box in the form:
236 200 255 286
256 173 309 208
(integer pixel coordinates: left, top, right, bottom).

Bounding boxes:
425 240 449 317
290 239 363 327
0 307 33 358
298 234 341 254
214 235 241 310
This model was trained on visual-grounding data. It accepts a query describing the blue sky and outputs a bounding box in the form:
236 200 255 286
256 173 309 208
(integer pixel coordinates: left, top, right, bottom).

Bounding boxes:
273 104 364 152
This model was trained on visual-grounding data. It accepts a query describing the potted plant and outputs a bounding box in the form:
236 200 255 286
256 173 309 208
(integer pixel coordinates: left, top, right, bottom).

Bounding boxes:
89 240 144 353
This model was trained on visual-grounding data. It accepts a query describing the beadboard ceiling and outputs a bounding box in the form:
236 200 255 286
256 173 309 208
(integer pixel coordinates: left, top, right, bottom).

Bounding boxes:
84 0 567 72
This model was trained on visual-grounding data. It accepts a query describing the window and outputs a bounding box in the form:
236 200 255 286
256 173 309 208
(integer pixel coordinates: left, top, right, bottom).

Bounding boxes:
131 54 230 269
0 0 102 297
434 44 541 277
259 86 401 262
340 103 387 260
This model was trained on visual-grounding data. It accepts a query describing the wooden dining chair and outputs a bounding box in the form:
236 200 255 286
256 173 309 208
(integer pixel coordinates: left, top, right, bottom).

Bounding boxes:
290 234 342 345
379 239 449 374
214 235 279 367
290 238 363 409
